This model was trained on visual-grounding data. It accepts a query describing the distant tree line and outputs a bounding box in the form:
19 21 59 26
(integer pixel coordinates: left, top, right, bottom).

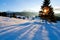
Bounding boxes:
0 12 16 18
0 12 7 16
0 12 60 21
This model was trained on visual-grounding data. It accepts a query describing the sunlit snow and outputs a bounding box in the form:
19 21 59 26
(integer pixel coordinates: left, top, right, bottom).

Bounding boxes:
0 16 60 40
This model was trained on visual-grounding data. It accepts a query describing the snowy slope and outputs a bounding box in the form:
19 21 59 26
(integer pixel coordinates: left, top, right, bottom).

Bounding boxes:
0 16 60 40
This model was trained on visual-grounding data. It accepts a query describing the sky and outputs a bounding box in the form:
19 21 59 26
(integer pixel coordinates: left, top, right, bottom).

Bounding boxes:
0 0 60 13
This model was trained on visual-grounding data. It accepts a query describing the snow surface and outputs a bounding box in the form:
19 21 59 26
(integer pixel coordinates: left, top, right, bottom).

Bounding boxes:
0 16 60 40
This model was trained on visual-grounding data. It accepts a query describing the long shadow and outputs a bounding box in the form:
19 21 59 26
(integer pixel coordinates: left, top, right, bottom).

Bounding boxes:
45 22 60 40
19 24 37 40
1 22 31 28
32 25 43 40
0 23 33 40
0 22 31 34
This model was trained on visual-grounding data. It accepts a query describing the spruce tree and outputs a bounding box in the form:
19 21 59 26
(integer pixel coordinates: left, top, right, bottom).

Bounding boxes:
39 0 56 22
42 0 50 8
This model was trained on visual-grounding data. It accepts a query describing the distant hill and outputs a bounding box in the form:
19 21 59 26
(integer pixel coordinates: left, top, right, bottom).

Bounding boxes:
54 13 60 17
15 11 38 17
0 11 39 17
16 12 60 17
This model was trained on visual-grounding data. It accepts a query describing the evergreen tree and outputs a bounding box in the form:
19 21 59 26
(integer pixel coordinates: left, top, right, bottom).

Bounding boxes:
43 0 50 6
39 0 56 22
42 0 50 8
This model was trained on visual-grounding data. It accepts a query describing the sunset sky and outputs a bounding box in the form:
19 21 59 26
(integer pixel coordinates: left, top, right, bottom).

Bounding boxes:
0 0 60 13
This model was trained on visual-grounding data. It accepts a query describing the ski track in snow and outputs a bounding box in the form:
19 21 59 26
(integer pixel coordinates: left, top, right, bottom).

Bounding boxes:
0 16 60 40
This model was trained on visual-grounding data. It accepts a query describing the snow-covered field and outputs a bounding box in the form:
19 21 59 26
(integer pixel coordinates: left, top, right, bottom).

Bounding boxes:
0 16 60 40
